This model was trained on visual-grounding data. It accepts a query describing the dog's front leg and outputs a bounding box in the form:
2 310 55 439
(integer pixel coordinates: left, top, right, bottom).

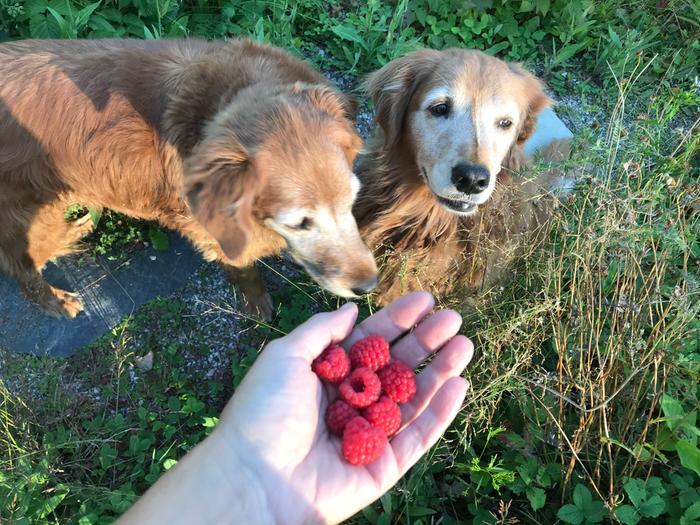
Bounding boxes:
222 264 274 321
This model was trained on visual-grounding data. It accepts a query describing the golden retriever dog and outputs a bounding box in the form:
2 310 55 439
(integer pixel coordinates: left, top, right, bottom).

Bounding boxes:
354 48 568 304
0 38 378 320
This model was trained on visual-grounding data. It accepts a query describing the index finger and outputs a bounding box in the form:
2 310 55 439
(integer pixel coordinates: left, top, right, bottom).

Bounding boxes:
342 292 435 350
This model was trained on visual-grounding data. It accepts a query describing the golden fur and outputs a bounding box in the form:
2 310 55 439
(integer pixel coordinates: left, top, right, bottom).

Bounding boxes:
355 49 567 304
0 38 377 319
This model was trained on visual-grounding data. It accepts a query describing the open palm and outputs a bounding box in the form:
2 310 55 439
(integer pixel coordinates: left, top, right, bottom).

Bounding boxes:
218 292 473 524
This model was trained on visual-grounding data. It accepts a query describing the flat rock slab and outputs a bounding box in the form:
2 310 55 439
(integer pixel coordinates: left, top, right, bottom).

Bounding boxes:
0 234 204 357
0 109 572 358
525 107 574 156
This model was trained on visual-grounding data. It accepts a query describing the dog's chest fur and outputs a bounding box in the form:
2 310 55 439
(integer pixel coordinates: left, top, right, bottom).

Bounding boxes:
355 144 547 304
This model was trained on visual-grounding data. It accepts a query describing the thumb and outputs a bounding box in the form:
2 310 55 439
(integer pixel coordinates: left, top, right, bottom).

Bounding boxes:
284 302 359 362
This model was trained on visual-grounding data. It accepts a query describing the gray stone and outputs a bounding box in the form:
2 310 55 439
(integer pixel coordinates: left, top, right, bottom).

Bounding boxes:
524 106 574 156
0 233 203 357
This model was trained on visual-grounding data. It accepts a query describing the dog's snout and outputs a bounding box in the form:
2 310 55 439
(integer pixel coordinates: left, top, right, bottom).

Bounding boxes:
451 163 490 195
351 275 379 296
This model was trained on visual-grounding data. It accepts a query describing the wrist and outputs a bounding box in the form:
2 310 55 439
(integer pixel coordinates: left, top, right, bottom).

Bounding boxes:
203 427 278 524
210 424 327 525
116 427 276 525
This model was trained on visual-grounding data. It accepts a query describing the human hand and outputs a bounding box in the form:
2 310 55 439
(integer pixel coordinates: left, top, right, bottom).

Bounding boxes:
215 291 473 524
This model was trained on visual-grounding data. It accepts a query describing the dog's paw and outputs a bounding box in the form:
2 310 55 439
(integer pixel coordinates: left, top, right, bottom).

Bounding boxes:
242 291 274 322
46 288 85 319
68 212 96 240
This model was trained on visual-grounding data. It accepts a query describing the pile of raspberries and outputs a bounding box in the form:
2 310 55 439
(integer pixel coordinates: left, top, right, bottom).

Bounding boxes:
311 334 417 465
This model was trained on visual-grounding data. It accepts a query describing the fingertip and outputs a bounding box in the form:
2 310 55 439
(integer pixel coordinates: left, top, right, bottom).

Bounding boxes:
445 375 469 400
440 309 463 331
286 302 359 361
450 335 475 367
390 291 435 316
408 290 435 308
463 336 475 360
339 301 359 315
330 302 359 340
430 377 468 427
384 292 435 332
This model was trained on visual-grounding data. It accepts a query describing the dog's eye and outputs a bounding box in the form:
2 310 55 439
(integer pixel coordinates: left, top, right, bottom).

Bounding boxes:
498 119 513 129
292 217 313 231
428 103 450 118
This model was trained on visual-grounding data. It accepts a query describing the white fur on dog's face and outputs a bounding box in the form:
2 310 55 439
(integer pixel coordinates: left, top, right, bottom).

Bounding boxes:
409 85 520 216
367 49 549 217
264 170 375 298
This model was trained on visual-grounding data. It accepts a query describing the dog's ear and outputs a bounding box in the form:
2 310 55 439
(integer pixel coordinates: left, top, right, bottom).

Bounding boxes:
508 63 552 146
334 124 363 166
294 83 357 121
364 50 438 148
183 137 267 261
298 84 363 165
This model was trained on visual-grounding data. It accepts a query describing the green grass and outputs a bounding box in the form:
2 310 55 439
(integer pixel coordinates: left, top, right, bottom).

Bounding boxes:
1 1 699 524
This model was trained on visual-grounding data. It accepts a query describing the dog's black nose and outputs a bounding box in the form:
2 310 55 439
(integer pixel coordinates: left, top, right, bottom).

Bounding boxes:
451 163 490 195
351 276 378 296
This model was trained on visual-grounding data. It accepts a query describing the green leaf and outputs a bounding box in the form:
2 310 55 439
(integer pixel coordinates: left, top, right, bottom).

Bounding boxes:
657 425 679 451
472 508 498 525
99 444 117 469
624 479 647 508
526 486 546 511
573 484 593 509
88 206 103 227
646 477 665 496
608 25 622 47
29 14 54 38
638 494 666 518
380 493 392 515
683 501 700 521
585 501 607 523
550 41 589 66
517 458 537 485
377 513 391 525
662 394 685 431
558 504 584 524
24 0 49 17
75 1 101 29
484 41 510 56
535 0 550 15
202 416 218 428
162 458 177 470
406 506 436 517
46 7 72 38
677 440 700 476
167 396 180 411
615 505 640 525
35 485 69 519
148 225 169 251
331 24 368 50
361 505 380 524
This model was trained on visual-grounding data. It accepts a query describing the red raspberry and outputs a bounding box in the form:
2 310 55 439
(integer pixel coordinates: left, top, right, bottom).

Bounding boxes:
312 344 350 383
325 399 359 435
341 416 387 465
377 360 416 404
363 396 402 437
349 335 390 371
339 367 381 408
